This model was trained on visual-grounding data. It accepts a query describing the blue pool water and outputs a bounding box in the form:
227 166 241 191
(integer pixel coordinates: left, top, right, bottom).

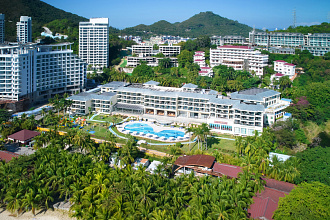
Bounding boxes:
124 123 185 138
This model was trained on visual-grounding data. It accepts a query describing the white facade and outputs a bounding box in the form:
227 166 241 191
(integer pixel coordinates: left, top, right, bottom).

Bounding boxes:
69 82 288 136
210 45 268 76
273 60 295 77
211 35 246 46
250 31 330 56
0 43 86 103
159 45 181 57
127 56 178 67
79 18 109 69
132 45 153 56
194 51 206 67
0 14 4 43
17 16 32 43
199 67 213 77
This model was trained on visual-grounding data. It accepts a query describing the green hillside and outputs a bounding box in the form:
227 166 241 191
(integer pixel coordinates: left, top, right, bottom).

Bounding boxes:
121 11 256 38
275 22 330 34
0 0 88 41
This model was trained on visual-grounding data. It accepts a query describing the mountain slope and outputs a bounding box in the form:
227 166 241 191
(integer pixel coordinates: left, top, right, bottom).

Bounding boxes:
121 11 256 37
0 0 88 41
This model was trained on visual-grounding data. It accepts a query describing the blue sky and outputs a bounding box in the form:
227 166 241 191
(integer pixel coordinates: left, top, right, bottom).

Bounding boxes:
44 0 330 30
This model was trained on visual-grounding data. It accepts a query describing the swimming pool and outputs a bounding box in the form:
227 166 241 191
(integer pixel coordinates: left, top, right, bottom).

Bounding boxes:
124 123 185 139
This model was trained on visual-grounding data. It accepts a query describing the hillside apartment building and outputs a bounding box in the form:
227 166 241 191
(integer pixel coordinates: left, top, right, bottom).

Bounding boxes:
210 45 269 77
211 35 246 46
0 42 86 110
16 16 32 44
68 80 290 136
249 31 330 56
79 18 109 69
128 44 180 67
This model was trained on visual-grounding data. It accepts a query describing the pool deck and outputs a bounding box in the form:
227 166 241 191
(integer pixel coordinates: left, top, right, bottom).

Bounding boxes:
116 121 190 142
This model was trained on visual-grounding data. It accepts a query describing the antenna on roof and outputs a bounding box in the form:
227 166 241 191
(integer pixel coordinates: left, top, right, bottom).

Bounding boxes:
293 9 296 28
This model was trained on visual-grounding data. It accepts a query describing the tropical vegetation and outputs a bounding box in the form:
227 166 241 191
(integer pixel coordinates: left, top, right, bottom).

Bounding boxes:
273 182 330 220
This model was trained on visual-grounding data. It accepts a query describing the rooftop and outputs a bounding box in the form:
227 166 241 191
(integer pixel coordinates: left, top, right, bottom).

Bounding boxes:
174 155 215 168
212 163 243 178
218 45 251 49
182 83 198 89
143 80 160 86
230 88 280 102
8 129 40 142
99 81 129 88
0 151 19 162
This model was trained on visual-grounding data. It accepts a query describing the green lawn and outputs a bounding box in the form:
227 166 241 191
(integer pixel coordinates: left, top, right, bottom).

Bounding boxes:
180 136 235 154
120 59 127 68
91 114 123 123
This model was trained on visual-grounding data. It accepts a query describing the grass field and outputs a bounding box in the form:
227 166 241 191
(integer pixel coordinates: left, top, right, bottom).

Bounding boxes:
120 59 127 68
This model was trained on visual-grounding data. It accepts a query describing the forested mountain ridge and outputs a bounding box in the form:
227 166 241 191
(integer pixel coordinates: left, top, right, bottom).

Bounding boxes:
275 22 330 34
0 0 88 41
120 11 258 38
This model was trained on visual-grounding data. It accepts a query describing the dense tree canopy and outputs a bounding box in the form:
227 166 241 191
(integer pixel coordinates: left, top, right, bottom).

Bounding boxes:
273 182 330 220
294 147 330 185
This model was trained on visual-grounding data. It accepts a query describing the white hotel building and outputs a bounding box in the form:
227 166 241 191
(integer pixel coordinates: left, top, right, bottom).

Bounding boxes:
159 45 180 57
68 81 290 136
210 45 269 77
127 56 178 67
0 43 86 105
273 60 295 78
79 18 109 69
249 31 330 56
17 16 32 44
131 45 153 56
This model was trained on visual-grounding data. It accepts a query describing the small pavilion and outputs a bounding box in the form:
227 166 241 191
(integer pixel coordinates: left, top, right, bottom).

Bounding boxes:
8 129 40 145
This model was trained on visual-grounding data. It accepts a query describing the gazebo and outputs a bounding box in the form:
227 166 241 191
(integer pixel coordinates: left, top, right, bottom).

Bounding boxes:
8 129 40 145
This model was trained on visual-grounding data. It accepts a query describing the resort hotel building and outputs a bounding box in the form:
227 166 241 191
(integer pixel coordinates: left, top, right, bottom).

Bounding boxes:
0 42 87 110
127 56 178 67
211 35 246 46
68 80 290 136
16 16 32 44
210 45 269 77
249 31 330 56
159 44 181 57
79 18 109 69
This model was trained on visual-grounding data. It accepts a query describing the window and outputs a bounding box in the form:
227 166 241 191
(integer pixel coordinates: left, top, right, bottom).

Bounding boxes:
241 128 246 134
234 127 240 133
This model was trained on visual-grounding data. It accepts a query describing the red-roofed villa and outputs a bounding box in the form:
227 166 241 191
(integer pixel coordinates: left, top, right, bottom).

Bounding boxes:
8 129 40 145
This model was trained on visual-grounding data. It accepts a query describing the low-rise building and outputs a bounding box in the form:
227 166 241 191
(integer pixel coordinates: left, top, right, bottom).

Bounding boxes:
194 51 206 67
68 81 289 136
132 158 150 170
159 45 180 57
210 45 268 77
250 31 330 56
199 67 213 77
273 60 295 78
127 56 178 67
132 45 153 56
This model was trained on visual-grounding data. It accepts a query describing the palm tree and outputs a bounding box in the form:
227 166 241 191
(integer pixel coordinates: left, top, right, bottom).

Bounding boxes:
235 136 244 157
200 123 211 150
